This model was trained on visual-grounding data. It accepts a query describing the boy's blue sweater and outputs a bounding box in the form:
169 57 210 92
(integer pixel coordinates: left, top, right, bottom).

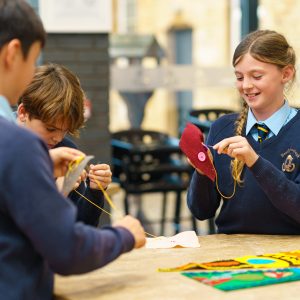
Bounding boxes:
0 117 134 299
187 111 300 234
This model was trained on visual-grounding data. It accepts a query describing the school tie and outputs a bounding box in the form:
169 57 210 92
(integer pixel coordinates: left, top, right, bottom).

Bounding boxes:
255 123 270 143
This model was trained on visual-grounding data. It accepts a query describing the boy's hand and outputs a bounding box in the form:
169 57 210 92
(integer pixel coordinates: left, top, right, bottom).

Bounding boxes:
88 164 112 190
49 147 85 178
114 215 146 248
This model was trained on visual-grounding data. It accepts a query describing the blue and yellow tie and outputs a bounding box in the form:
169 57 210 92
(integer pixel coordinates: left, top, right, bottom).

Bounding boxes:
255 123 270 143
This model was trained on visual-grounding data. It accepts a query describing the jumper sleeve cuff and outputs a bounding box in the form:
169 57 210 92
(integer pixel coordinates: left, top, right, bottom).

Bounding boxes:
113 226 135 252
249 156 268 177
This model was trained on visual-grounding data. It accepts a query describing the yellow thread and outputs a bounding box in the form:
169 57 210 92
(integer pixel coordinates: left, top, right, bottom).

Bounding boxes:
66 155 85 177
89 174 117 210
74 189 112 216
207 148 236 200
67 156 157 237
214 164 236 199
74 183 157 238
144 232 158 238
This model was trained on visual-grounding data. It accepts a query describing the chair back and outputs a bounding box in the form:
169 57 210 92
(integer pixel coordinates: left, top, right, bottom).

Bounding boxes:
111 129 195 234
111 129 191 189
189 108 234 122
188 108 235 139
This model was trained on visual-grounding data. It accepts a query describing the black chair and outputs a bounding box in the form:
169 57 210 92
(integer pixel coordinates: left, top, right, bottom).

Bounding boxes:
188 108 234 137
187 108 235 234
189 108 235 120
111 129 195 235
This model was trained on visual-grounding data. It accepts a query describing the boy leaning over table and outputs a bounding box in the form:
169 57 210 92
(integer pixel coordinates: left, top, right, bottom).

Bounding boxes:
0 1 145 299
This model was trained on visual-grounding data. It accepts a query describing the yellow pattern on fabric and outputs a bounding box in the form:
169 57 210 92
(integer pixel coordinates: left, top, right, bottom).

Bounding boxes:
158 250 300 272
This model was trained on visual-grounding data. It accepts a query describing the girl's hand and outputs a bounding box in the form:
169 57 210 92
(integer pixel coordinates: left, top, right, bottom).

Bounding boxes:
186 157 205 176
213 136 259 167
88 164 112 190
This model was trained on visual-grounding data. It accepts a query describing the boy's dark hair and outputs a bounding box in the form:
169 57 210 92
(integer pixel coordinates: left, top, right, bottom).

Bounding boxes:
0 0 46 58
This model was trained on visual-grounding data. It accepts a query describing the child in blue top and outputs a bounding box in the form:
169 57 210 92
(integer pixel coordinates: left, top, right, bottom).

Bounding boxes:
0 1 145 299
187 30 300 234
17 63 112 226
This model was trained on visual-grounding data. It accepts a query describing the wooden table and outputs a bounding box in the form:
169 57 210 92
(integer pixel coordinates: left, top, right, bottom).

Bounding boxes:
55 234 300 300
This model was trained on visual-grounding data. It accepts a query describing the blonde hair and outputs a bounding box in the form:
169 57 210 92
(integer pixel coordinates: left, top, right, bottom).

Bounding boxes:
19 63 85 136
231 30 296 184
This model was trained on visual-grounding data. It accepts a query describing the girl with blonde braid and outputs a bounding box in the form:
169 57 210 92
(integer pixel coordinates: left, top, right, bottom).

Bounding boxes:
187 30 300 234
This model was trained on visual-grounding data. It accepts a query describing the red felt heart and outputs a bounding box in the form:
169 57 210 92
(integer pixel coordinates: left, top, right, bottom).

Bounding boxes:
179 123 216 182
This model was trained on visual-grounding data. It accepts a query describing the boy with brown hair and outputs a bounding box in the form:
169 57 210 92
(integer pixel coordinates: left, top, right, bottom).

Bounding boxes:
17 63 111 226
0 1 145 299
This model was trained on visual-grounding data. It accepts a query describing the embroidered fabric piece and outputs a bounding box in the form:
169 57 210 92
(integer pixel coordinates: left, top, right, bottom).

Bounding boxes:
179 123 216 181
182 268 300 291
158 250 300 272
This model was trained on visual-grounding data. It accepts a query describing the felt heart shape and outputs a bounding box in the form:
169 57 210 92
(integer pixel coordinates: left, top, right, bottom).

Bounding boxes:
179 123 216 182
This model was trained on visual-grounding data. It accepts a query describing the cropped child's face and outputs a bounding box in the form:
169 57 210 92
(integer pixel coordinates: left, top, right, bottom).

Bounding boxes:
12 41 41 105
24 118 69 149
234 53 287 119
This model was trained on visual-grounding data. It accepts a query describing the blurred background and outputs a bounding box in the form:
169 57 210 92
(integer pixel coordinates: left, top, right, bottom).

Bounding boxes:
28 0 300 235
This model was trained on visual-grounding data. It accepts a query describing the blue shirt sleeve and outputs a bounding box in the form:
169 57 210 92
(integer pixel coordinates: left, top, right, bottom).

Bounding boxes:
2 131 134 275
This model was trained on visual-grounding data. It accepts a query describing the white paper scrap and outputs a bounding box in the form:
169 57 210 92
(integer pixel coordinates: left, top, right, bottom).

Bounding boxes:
145 231 200 249
62 155 94 195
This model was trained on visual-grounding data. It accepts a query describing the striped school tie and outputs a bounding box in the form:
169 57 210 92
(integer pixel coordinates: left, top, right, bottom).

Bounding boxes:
255 123 270 143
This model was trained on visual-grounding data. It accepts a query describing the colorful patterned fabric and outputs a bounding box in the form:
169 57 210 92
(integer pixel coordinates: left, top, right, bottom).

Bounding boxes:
182 268 300 291
159 250 300 272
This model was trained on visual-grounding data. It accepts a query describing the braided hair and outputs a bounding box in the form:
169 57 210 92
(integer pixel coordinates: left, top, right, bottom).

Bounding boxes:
231 30 296 184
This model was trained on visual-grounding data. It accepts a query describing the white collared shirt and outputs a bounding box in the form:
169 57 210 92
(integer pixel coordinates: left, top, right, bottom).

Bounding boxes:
246 101 298 141
0 95 15 123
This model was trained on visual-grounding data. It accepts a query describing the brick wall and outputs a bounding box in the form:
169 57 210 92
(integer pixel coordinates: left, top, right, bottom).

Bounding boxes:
42 34 111 164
